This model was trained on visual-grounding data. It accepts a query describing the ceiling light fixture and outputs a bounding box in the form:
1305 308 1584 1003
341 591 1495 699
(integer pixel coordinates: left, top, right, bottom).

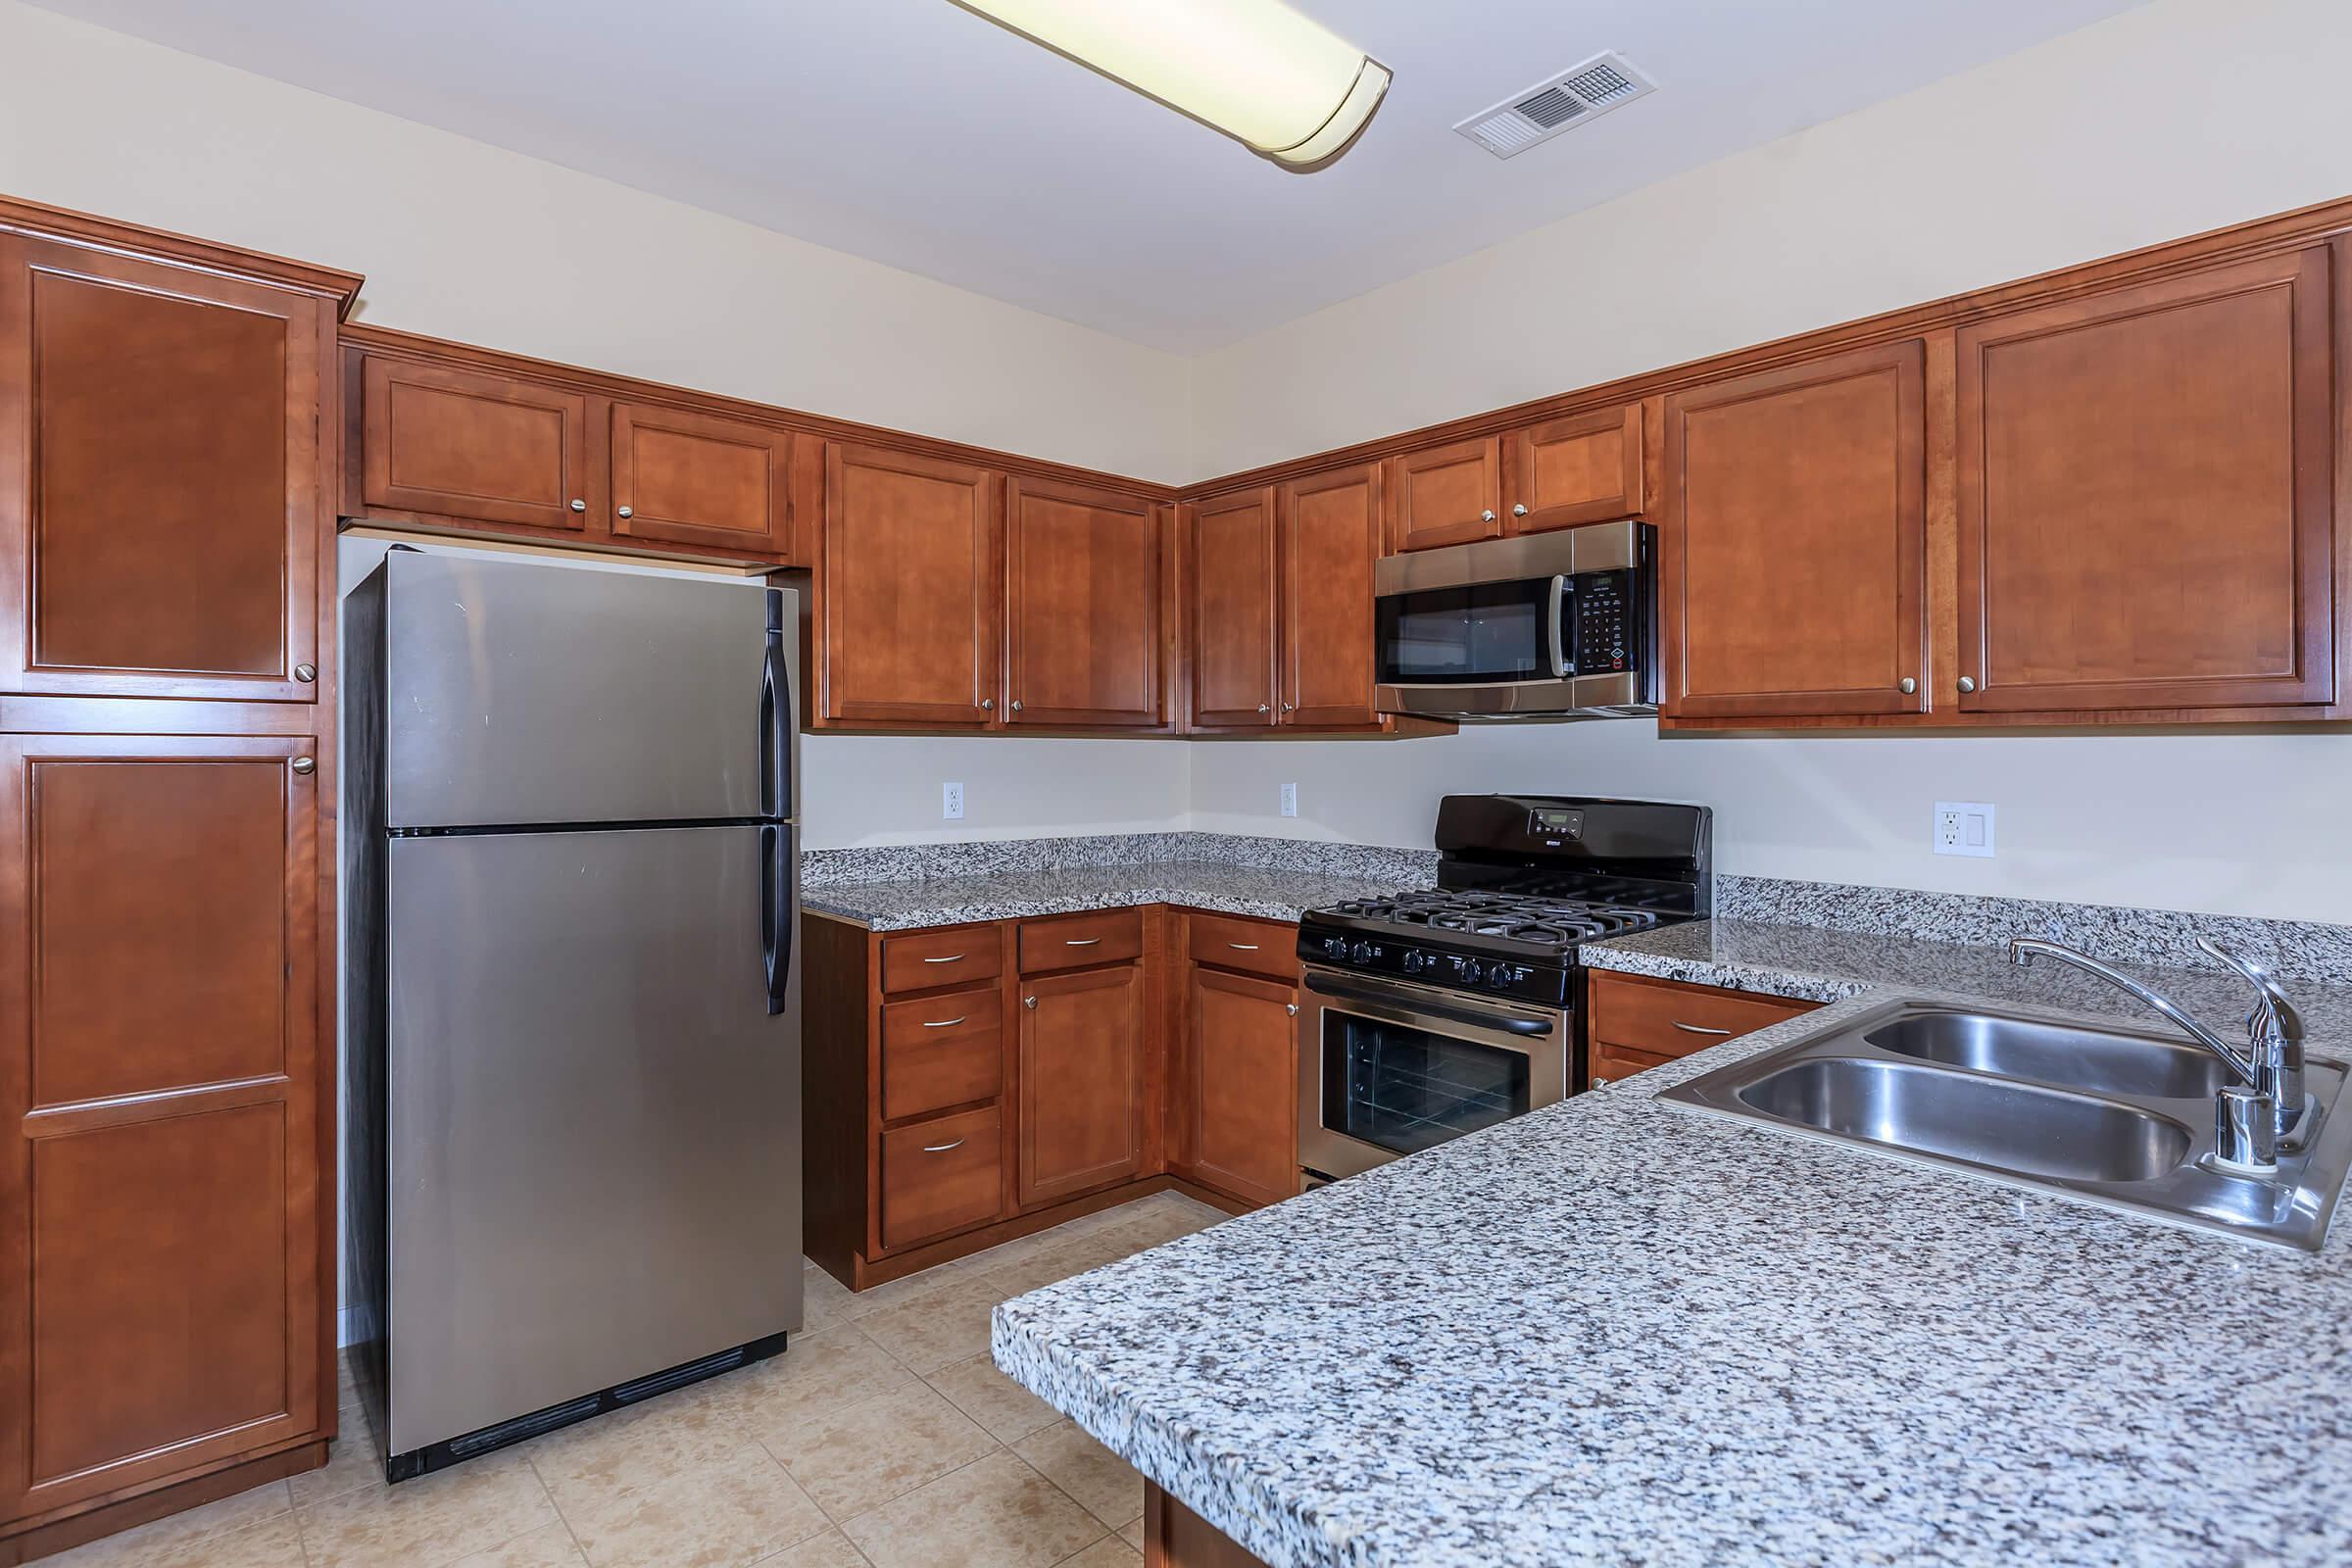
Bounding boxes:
952 0 1391 172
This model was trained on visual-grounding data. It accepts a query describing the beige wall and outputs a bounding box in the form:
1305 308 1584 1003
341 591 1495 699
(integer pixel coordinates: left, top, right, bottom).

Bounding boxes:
1187 0 2352 925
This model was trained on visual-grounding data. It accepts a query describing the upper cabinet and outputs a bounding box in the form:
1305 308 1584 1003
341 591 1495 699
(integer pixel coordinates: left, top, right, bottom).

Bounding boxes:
0 233 337 702
1185 487 1280 727
609 401 794 559
1385 436 1501 553
360 357 591 535
1281 463 1383 726
1004 476 1165 728
1660 340 1930 720
1955 246 2337 715
819 443 1002 728
1502 404 1644 533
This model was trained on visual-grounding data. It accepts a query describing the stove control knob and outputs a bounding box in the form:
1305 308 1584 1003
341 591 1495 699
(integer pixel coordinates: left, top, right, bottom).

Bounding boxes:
1349 940 1375 964
1322 937 1348 958
1402 950 1427 975
1489 964 1519 991
1460 958 1485 984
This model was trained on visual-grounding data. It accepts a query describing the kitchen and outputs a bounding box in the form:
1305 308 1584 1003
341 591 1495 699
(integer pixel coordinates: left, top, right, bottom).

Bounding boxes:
3 0 2351 1564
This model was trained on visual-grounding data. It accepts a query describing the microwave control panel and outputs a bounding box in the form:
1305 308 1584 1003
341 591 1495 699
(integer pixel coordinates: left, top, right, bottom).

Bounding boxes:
1566 568 1638 676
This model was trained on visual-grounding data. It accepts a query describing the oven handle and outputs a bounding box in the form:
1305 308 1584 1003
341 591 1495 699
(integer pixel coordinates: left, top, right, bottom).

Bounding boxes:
1302 972 1555 1037
1546 573 1570 678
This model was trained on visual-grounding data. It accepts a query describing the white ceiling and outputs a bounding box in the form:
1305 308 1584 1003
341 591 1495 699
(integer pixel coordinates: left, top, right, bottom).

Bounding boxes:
31 0 2146 352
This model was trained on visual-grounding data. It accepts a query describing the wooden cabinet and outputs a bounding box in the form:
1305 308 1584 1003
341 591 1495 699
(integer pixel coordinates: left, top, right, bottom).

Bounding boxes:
1181 963 1298 1209
1385 436 1501 553
360 355 590 535
0 735 326 1528
1004 476 1165 727
1585 970 1816 1087
1661 339 1930 720
1018 961 1148 1207
1185 488 1279 727
879 1105 1004 1251
1 233 332 703
1503 404 1644 533
820 443 1003 727
1280 464 1384 726
610 400 792 558
1956 247 2338 715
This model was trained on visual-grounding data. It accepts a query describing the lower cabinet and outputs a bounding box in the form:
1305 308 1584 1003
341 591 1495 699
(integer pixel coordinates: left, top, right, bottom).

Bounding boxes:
1585 969 1817 1086
1175 912 1302 1208
1017 963 1148 1206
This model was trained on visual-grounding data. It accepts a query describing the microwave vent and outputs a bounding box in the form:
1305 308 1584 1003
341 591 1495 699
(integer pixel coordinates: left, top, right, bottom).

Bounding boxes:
1454 51 1656 160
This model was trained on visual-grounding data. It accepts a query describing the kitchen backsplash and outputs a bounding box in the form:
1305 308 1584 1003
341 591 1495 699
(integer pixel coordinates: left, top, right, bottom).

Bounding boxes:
800 832 1438 889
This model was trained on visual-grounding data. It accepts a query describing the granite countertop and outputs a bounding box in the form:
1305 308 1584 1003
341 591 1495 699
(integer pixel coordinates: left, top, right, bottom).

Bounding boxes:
803 858 1410 931
993 921 2352 1567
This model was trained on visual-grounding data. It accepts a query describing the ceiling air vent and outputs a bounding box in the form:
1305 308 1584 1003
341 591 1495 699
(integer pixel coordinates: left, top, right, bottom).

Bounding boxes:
1454 51 1656 160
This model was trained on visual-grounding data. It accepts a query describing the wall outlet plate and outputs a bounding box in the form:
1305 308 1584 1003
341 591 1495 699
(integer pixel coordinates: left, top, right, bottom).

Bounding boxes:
942 782 964 821
1935 801 1995 858
1280 782 1298 818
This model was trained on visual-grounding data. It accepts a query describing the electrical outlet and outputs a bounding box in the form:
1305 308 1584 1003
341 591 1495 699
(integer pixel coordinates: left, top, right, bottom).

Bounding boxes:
1280 782 1298 818
942 782 964 821
1934 801 1995 858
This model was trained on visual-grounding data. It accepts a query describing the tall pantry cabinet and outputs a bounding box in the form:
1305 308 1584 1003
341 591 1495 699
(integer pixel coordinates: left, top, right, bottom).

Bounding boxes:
0 198 357 1563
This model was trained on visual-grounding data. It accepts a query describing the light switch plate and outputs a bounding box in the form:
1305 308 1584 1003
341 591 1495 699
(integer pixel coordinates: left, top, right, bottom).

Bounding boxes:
1934 801 1995 858
942 782 964 821
1280 782 1298 818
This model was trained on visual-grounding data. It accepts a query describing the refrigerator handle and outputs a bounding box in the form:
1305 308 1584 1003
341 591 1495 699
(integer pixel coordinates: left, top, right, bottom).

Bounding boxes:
760 823 792 1016
760 633 794 820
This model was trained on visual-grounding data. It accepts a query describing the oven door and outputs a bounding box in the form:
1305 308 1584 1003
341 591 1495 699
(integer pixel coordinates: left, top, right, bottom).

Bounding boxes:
1298 967 1568 1180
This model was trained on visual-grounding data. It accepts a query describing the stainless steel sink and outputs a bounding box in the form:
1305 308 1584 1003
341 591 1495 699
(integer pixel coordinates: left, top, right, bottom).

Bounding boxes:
1661 1000 2352 1250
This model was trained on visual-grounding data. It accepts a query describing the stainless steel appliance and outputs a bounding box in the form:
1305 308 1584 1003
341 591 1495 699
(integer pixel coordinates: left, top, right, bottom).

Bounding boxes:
345 550 802 1481
1297 795 1710 1180
1373 522 1656 721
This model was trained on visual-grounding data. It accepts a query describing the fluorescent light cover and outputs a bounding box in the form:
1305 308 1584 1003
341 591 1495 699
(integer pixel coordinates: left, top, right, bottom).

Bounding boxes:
956 0 1391 170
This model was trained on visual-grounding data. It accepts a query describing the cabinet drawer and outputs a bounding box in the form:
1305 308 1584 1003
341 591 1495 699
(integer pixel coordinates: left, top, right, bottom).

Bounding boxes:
1187 912 1298 981
1590 1041 1679 1088
1017 908 1144 974
1587 970 1814 1059
881 993 1004 1121
880 925 1004 995
879 1104 1003 1251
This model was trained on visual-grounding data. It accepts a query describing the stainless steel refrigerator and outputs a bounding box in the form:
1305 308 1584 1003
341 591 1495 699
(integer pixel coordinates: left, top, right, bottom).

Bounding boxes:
344 549 801 1481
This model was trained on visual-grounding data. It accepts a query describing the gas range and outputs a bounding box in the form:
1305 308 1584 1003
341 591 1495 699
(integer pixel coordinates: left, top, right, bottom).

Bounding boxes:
1301 890 1669 1006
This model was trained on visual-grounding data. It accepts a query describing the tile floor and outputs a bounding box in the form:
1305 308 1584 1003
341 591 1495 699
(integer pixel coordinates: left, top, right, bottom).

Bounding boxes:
50 1192 1228 1568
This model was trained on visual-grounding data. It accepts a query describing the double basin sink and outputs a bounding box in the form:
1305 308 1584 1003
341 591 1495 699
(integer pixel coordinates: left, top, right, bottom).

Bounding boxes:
1662 1002 2352 1250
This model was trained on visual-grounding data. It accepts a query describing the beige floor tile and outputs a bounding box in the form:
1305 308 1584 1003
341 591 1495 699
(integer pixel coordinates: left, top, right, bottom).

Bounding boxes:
1012 1421 1143 1532
923 1353 1061 1444
707 1326 919 1446
818 1260 968 1323
297 1449 557 1568
551 1444 828 1568
1118 1515 1145 1549
44 1492 302 1568
966 1232 1131 1301
802 1261 858 1329
765 1381 997 1519
1061 1538 1144 1568
1099 1204 1219 1254
855 1273 1004 1375
755 1527 872 1567
448 1521 592 1567
526 1382 746 1500
839 1451 1103 1568
291 1423 389 1509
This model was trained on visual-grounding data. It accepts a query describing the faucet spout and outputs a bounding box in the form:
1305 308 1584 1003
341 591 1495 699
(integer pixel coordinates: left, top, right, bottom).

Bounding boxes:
2006 937 2261 1084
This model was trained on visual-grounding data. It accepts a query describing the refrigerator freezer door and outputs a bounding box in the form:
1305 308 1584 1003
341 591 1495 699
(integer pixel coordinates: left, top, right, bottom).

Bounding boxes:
381 552 795 829
385 825 801 1457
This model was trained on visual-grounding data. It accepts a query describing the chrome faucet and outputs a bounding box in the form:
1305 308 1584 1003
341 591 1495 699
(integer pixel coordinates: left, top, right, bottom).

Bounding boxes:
2007 935 2310 1173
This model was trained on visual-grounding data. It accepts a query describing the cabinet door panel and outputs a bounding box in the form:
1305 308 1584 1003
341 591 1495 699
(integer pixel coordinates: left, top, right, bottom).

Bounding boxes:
0 237 324 701
1185 488 1278 728
1957 248 2336 712
1281 464 1382 727
1017 965 1145 1207
1503 404 1644 532
1004 478 1161 727
611 401 791 558
0 735 321 1521
820 443 1001 726
1186 967 1297 1208
362 356 589 532
1386 437 1501 554
1662 341 1929 718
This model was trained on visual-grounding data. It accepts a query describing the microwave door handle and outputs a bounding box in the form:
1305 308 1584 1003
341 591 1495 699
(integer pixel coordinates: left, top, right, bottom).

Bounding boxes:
1546 574 1570 678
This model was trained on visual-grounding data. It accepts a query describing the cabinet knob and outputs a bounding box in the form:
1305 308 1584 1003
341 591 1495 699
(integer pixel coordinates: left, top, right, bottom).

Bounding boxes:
1480 509 1497 523
1281 702 1295 713
1957 675 1978 695
293 662 317 683
1287 1003 1299 1016
1512 503 1529 517
1010 699 1023 712
981 698 996 710
1257 704 1270 713
1024 996 1038 1009
616 506 634 519
1898 677 1918 695
569 498 587 513
1592 1076 1612 1089
290 757 316 775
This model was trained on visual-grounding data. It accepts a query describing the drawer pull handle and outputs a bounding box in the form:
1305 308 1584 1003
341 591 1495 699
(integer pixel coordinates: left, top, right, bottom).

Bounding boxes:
1227 942 1260 951
921 954 966 963
1672 1021 1734 1037
921 1139 965 1153
1064 937 1102 947
920 1016 967 1029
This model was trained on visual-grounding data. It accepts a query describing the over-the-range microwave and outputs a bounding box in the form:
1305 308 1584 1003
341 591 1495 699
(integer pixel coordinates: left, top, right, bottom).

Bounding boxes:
1373 520 1658 721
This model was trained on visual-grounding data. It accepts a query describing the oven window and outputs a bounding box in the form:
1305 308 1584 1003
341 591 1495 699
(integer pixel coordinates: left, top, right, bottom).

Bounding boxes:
1376 579 1564 685
1322 1010 1532 1157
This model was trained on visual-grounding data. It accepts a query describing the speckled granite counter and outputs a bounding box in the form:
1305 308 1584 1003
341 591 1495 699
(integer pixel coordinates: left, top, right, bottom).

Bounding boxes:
804 859 1414 931
994 923 2352 1567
